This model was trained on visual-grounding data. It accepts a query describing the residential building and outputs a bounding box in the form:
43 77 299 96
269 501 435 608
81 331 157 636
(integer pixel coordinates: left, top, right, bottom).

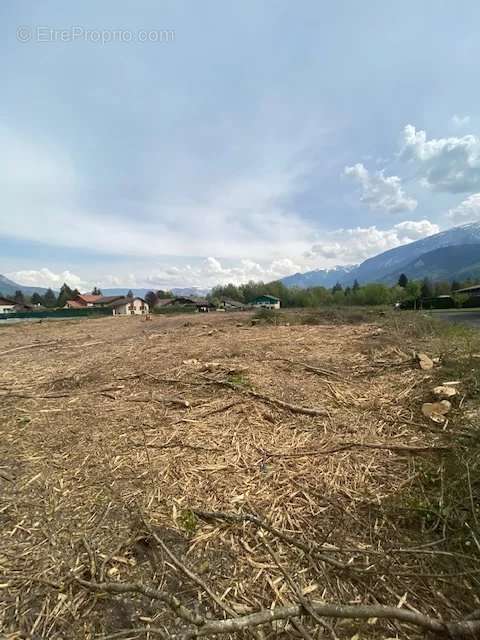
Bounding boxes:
111 297 149 315
250 294 281 309
0 296 16 314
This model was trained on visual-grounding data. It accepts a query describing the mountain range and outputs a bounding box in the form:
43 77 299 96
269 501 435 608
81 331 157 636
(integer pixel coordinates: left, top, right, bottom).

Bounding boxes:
2 223 480 296
280 222 480 288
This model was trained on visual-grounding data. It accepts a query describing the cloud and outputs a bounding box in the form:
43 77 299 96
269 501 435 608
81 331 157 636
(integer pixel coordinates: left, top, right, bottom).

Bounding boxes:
308 219 439 263
6 268 87 290
401 124 480 193
344 163 417 213
143 257 303 288
447 193 480 224
0 126 319 263
451 114 471 128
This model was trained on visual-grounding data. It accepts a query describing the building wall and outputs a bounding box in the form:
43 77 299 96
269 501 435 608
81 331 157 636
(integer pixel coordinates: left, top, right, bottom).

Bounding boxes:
112 298 149 316
252 300 280 310
0 304 15 314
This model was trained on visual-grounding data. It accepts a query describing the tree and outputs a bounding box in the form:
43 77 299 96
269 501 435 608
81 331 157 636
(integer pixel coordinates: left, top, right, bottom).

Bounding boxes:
452 293 469 308
57 283 74 308
43 288 57 308
31 292 43 306
352 279 360 292
92 286 102 295
14 290 25 304
145 291 158 308
398 273 408 288
332 282 343 294
421 277 433 299
405 281 421 310
157 289 173 299
126 290 134 299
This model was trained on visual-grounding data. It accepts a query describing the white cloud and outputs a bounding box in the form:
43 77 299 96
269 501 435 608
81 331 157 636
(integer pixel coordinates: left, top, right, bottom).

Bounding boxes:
447 193 480 224
0 126 318 262
344 163 417 213
6 268 88 290
308 219 439 263
143 256 303 288
401 124 480 193
451 114 471 128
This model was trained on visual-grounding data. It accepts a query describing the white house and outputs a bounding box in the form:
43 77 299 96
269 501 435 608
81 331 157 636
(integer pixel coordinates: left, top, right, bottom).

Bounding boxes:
0 297 16 314
250 294 281 310
111 297 149 316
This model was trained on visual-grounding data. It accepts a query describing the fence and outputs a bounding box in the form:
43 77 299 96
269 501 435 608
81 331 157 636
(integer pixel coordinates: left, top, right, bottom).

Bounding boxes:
0 308 113 321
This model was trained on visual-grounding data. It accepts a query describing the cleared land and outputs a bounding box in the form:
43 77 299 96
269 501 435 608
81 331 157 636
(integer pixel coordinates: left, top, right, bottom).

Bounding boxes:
0 311 479 639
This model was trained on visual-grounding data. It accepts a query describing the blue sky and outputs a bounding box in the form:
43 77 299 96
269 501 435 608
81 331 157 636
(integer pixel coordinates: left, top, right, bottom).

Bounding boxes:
2 1 480 290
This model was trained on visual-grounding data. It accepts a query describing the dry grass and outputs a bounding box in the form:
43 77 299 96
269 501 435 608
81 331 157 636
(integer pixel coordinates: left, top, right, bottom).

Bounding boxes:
0 311 478 639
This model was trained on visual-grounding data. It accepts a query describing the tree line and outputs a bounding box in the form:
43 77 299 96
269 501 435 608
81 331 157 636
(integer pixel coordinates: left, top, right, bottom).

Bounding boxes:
208 274 475 308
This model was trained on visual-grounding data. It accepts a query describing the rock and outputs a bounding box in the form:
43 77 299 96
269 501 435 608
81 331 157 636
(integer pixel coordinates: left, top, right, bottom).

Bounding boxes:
433 385 458 399
422 400 451 423
182 358 199 365
202 362 222 371
417 353 434 370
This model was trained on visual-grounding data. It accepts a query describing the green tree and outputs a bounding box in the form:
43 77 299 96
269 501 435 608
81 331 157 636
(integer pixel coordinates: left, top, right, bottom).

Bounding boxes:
398 273 408 288
421 277 433 299
14 290 25 304
405 281 421 309
452 293 469 308
145 291 158 308
57 283 74 308
31 292 43 306
352 279 360 292
332 282 343 294
126 289 134 299
43 288 57 308
91 286 102 295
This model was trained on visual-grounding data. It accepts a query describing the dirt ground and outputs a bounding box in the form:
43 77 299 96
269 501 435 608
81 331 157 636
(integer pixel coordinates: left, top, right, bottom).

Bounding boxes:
0 311 477 639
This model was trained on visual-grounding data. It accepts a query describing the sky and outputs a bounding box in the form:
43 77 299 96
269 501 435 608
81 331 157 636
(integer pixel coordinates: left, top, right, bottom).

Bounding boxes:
3 1 480 291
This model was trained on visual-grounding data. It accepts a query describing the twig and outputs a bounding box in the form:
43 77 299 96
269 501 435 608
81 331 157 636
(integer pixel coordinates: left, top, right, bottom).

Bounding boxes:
192 509 358 571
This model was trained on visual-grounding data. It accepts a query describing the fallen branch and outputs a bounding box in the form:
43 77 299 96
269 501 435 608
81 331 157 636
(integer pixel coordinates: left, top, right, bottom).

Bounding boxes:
74 577 203 626
205 378 328 417
192 509 355 571
260 441 450 459
181 601 480 639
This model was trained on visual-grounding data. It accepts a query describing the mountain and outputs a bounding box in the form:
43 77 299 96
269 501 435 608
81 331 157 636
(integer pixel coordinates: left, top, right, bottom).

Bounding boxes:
280 222 480 288
171 287 210 297
381 244 480 284
0 275 49 297
281 265 356 288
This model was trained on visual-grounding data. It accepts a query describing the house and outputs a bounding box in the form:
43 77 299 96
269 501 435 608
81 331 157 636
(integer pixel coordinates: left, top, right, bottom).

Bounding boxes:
65 294 125 309
0 296 16 314
217 297 245 311
65 293 103 308
250 294 281 310
454 284 480 297
194 298 216 312
110 296 149 316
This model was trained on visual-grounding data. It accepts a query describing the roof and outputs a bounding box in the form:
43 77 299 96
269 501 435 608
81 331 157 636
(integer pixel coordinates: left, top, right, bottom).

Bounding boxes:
454 284 480 293
155 298 175 306
0 297 15 305
251 294 280 302
77 294 103 303
65 299 85 308
221 298 244 306
93 295 126 305
109 296 146 307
